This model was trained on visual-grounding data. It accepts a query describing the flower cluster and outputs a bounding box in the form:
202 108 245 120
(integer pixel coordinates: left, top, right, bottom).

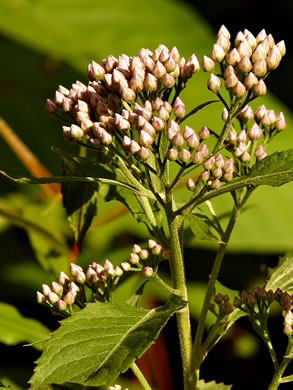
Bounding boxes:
233 287 292 335
37 240 168 316
205 26 286 97
208 292 234 321
46 43 200 163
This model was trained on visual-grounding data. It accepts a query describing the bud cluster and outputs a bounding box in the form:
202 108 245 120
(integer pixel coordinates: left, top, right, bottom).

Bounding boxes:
37 240 170 315
208 293 234 321
205 25 285 98
233 287 292 335
46 44 200 163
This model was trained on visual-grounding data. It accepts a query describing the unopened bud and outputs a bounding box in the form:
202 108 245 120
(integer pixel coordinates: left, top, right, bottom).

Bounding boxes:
260 109 276 127
42 284 51 297
137 146 150 161
64 292 75 305
244 72 258 89
121 262 131 271
211 44 226 62
48 291 59 305
191 151 203 165
167 148 178 161
171 133 184 147
161 73 176 88
52 282 63 297
148 239 157 249
225 73 238 89
187 178 195 191
248 123 262 140
222 107 229 121
139 130 153 148
143 266 154 277
139 249 149 260
178 149 191 163
46 99 58 115
152 244 162 255
253 79 267 96
186 133 199 149
238 55 252 73
197 144 209 157
207 74 221 93
201 56 215 72
173 104 186 119
232 81 246 97
37 291 46 304
226 48 241 66
129 252 140 264
210 179 221 189
199 126 210 139
153 61 166 79
275 112 286 130
252 59 267 77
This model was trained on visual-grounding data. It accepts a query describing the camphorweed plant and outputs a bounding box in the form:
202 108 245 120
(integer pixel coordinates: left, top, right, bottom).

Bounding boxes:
2 25 293 390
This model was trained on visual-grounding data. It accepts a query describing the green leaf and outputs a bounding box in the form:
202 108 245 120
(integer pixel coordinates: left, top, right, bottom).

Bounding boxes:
198 379 232 389
126 281 148 308
29 295 185 387
186 213 220 242
0 303 49 350
265 253 293 294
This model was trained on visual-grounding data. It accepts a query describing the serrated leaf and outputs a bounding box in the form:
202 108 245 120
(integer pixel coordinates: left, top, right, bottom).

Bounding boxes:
187 214 220 242
265 254 293 294
198 379 232 389
0 303 49 350
30 295 185 387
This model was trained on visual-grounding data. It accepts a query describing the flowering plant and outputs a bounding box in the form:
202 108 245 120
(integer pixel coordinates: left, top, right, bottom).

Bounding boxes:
2 25 293 389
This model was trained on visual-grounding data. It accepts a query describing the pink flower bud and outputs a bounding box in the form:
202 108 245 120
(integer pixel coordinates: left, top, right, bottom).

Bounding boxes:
70 124 84 139
223 158 234 172
197 144 209 157
201 56 215 72
237 40 252 58
159 48 169 63
152 97 164 111
129 74 144 92
211 44 226 62
122 135 132 150
239 105 254 122
144 73 158 91
186 54 200 73
170 64 180 78
260 109 276 127
223 171 234 181
158 106 170 121
275 112 286 130
234 31 245 47
48 291 59 305
199 170 210 182
207 74 221 93
223 65 235 79
248 123 262 140
183 125 194 139
251 44 266 63
139 249 149 260
178 149 191 163
52 282 63 296
88 61 105 81
252 59 267 77
237 129 247 143
255 104 267 121
137 146 150 161
232 81 246 97
164 56 176 72
174 104 186 118
139 130 153 147
130 140 141 154
186 133 199 149
254 144 265 157
37 291 46 304
161 73 176 88
171 133 184 147
217 25 231 40
152 244 162 255
142 121 156 137
211 179 221 189
121 262 131 271
238 55 252 73
143 266 154 278
244 29 257 49
212 167 223 179
153 61 167 78
222 107 229 121
199 126 210 139
59 271 70 285
148 239 157 249
256 29 267 44
46 99 58 115
241 151 251 162
64 292 75 305
191 151 203 165
167 148 178 161
129 252 140 264
137 115 146 129
215 153 225 168
216 34 230 52
226 48 241 66
228 129 237 144
152 116 165 131
187 178 195 190
266 46 282 70
203 155 215 170
225 73 238 89
121 87 136 102
169 46 181 63
276 40 286 57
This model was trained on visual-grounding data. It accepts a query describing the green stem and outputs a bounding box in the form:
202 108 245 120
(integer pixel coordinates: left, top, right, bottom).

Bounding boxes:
191 204 241 387
153 273 180 295
268 337 293 390
166 200 194 390
131 362 152 390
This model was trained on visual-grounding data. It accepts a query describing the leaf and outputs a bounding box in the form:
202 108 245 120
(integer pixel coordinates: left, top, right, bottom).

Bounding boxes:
126 281 149 308
0 303 50 350
187 213 220 242
29 295 185 387
198 379 232 389
265 253 293 294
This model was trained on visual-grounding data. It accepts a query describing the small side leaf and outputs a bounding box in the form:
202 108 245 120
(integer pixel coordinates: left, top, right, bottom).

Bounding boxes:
265 254 293 294
29 295 185 387
0 303 49 350
187 214 220 242
198 379 232 390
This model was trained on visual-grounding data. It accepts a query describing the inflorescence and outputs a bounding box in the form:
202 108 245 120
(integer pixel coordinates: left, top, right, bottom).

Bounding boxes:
46 25 286 196
37 239 168 317
209 287 293 336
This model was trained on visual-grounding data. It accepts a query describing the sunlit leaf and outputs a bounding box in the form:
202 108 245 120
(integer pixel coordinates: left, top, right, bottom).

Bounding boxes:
0 303 49 350
265 253 293 294
29 295 185 387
